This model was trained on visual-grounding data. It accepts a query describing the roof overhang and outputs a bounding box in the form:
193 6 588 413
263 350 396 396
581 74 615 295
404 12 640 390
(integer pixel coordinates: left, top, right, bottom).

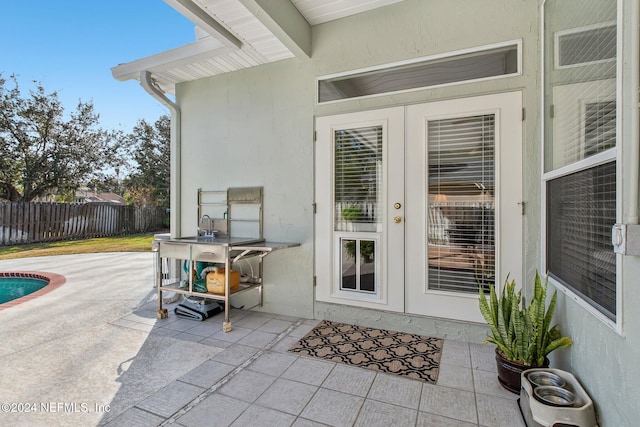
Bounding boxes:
112 37 236 94
111 0 405 94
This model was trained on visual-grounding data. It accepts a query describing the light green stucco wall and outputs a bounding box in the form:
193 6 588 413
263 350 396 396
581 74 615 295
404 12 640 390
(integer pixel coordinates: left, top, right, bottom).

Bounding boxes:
174 0 639 424
176 58 316 318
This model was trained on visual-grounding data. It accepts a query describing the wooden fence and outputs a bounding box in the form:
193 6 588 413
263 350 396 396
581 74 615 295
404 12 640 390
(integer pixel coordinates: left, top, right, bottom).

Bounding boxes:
0 202 167 245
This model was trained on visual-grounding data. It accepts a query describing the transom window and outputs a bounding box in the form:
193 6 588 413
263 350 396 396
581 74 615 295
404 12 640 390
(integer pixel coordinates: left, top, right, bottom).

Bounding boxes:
318 41 520 103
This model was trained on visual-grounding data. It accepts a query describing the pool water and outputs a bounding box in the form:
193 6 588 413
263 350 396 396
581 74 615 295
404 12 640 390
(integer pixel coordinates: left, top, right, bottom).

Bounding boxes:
0 276 49 304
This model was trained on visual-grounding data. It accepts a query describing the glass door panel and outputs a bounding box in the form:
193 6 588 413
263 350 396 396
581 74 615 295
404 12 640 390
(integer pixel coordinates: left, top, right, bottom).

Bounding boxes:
334 126 383 233
427 114 496 293
340 238 377 292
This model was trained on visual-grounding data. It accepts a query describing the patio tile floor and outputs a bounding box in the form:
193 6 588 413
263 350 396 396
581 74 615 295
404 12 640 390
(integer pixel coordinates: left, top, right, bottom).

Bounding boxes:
0 253 526 427
108 306 526 427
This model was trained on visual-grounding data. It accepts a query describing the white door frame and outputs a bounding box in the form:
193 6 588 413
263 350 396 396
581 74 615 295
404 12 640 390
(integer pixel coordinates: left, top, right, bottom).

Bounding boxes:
315 92 523 322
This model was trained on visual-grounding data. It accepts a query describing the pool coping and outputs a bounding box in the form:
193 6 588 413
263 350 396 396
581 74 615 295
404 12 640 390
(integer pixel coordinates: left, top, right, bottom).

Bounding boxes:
0 271 66 311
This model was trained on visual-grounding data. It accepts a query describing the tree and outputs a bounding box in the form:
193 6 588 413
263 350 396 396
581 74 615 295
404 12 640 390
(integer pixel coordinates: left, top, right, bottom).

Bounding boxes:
124 115 170 208
0 74 120 202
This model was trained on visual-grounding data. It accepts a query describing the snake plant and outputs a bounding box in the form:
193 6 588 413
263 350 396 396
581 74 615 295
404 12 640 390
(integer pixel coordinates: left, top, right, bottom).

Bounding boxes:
479 272 572 366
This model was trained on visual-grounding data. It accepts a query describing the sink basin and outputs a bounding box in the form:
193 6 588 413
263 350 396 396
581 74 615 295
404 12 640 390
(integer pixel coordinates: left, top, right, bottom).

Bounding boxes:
162 235 265 246
176 236 220 242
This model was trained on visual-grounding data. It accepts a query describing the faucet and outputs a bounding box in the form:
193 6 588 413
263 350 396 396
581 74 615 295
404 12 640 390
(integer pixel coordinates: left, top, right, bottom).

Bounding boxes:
199 214 213 236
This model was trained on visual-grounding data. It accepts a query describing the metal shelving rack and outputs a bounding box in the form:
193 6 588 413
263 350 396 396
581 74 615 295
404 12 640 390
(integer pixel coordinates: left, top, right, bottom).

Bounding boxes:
197 187 264 240
153 187 298 332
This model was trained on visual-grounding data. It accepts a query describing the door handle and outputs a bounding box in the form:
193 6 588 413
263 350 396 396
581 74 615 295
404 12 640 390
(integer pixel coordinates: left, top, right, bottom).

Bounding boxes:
394 216 402 223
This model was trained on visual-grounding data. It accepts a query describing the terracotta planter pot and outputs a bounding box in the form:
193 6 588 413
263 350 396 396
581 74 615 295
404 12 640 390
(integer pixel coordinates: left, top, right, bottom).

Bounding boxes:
494 349 549 394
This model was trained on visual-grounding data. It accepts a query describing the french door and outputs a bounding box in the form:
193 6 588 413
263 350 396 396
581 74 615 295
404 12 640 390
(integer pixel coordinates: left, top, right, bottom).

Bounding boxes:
405 92 522 322
315 92 522 322
315 107 405 312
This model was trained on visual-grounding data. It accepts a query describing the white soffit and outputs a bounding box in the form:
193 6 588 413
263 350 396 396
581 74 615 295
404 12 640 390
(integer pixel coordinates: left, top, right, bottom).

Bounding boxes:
293 0 405 25
112 0 293 93
111 0 405 92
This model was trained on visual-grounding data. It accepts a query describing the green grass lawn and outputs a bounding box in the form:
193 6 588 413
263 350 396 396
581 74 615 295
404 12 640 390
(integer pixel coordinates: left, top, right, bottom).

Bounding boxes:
0 233 158 260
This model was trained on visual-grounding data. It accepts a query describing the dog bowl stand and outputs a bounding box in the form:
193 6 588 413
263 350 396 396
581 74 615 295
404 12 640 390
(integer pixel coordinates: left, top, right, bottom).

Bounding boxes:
519 368 598 427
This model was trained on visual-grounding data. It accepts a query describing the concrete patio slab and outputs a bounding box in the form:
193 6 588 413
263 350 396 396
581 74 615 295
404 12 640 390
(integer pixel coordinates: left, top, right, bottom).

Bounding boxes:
0 253 221 426
0 252 527 426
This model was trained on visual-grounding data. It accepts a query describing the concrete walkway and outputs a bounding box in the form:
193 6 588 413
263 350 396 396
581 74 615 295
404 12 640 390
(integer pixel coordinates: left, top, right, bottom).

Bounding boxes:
0 253 524 427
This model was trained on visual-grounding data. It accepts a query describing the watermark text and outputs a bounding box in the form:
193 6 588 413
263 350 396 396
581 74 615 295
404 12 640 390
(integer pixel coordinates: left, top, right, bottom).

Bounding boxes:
1 402 110 413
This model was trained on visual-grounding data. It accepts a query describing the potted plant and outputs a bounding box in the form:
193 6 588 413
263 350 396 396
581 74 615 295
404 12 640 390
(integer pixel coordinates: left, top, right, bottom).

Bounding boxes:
341 205 362 222
478 271 573 393
341 205 363 232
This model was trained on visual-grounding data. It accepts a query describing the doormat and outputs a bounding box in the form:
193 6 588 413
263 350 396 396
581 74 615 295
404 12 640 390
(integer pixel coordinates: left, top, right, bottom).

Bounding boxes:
288 320 443 383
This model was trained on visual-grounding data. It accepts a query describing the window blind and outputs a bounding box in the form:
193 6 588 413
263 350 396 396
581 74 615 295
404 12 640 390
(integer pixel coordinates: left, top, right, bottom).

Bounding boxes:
334 126 383 233
584 101 616 156
427 114 495 293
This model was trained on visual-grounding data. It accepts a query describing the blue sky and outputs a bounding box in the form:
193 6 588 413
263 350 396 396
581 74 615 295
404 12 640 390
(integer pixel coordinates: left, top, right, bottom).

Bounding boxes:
1 1 196 132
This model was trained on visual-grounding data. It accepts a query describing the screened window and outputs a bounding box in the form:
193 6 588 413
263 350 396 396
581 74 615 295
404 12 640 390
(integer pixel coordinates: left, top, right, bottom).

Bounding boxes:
427 114 495 293
318 43 519 103
547 162 617 319
543 0 617 321
555 23 616 68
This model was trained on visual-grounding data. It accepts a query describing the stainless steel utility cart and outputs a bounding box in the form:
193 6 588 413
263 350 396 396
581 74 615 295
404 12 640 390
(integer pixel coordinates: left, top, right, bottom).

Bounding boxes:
151 187 299 332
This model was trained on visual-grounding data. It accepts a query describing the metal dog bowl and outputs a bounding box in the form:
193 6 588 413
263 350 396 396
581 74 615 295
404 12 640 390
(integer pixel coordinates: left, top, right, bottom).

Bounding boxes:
527 371 566 388
534 386 576 407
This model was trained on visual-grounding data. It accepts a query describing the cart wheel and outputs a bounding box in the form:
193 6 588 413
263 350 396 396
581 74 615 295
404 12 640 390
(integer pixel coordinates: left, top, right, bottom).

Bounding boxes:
157 308 168 319
223 321 232 332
